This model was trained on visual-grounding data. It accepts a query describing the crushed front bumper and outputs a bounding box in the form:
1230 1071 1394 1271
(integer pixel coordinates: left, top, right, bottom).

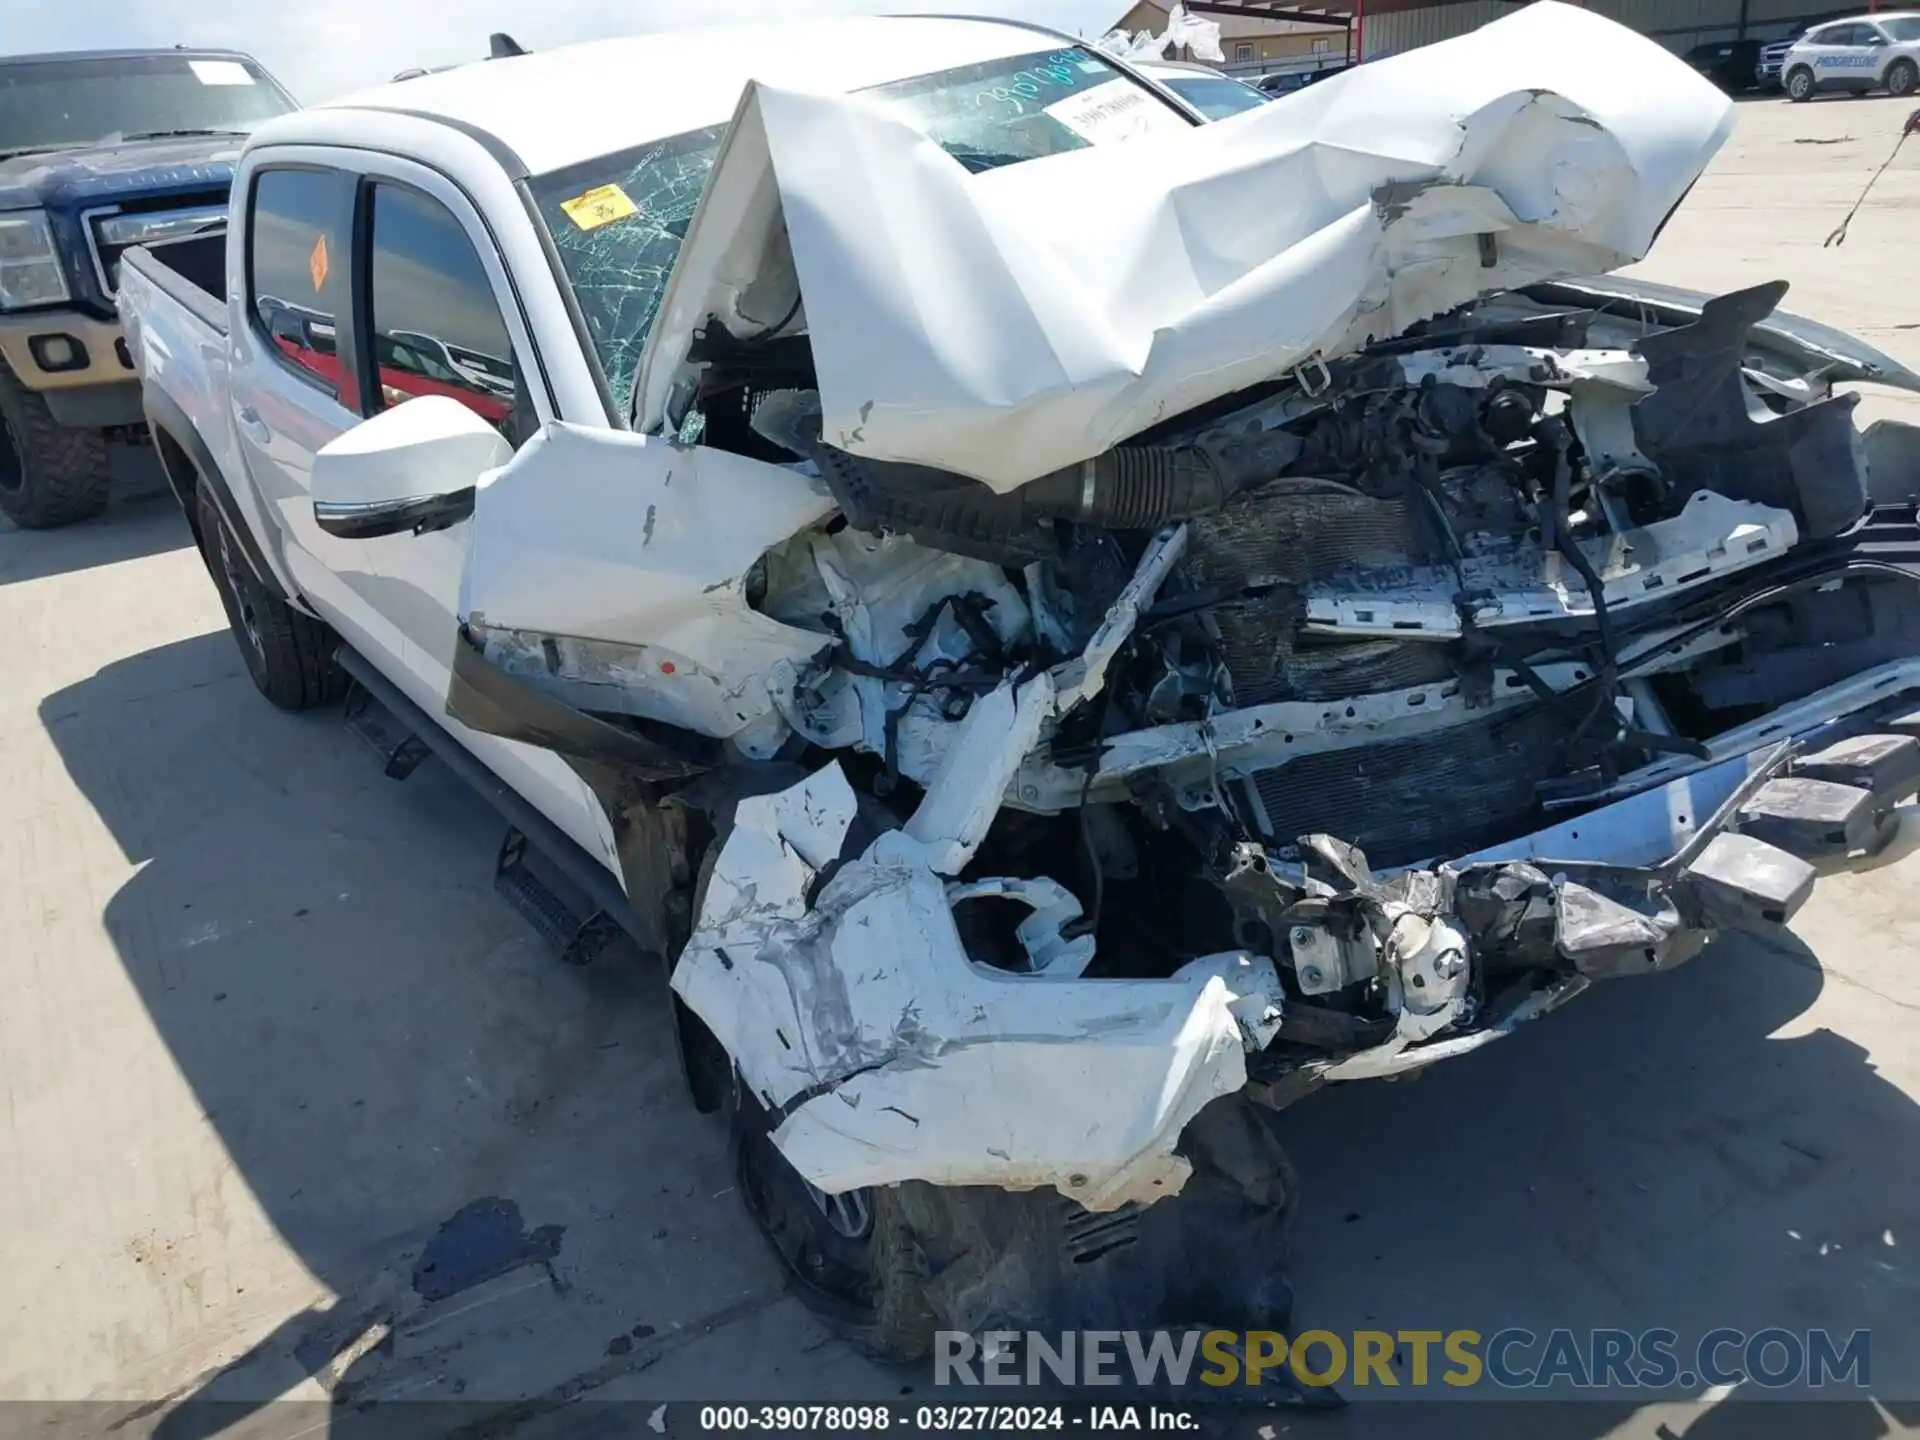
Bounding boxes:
672 665 1920 1216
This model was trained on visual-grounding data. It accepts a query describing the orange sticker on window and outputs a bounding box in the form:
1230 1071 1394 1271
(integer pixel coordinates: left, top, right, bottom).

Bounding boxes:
308 233 329 293
559 184 638 231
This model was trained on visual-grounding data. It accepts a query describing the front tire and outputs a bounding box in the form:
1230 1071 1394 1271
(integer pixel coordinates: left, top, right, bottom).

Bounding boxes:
733 1088 935 1362
197 486 347 710
0 358 110 528
1786 66 1816 102
1888 59 1918 98
686 812 935 1362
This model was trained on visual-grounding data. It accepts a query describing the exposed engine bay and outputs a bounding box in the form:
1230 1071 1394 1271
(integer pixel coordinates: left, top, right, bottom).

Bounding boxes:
438 0 1920 1354
458 276 1920 1333
649 272 1920 1119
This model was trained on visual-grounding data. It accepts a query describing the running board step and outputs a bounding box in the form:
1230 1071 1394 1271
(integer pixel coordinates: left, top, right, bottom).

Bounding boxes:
493 826 623 965
343 680 432 780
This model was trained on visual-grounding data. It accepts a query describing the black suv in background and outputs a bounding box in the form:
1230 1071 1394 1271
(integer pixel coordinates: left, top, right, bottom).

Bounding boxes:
1685 37 1766 90
0 48 295 527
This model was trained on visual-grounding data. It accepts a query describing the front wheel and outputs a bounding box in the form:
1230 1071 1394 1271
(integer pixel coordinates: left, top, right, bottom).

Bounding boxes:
0 360 110 528
732 1087 935 1363
1887 59 1918 98
197 486 347 710
1786 67 1816 102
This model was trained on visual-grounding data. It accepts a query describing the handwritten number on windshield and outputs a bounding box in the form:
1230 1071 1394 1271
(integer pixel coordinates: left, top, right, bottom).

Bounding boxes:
972 52 1088 113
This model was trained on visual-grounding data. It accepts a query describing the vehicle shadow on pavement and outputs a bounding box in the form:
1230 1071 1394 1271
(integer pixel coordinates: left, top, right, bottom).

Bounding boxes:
0 448 186 585
37 630 1920 1437
39 630 879 1436
1274 919 1920 1427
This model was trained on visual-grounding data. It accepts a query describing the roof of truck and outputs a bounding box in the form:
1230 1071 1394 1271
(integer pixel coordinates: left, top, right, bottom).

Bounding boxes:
295 16 1079 177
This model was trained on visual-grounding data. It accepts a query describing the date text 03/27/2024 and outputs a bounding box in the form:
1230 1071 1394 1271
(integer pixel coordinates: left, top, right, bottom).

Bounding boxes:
695 1405 1190 1432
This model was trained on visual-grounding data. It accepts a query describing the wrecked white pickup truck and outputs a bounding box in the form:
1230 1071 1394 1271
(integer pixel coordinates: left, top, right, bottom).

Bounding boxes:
119 2 1920 1357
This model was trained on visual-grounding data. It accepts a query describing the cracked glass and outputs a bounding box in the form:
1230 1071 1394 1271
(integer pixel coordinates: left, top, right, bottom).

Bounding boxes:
527 46 1191 420
531 124 726 423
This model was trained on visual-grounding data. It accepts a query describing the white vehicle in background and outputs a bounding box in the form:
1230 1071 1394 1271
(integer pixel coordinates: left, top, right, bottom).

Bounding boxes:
115 3 1920 1360
1782 11 1920 100
388 329 516 402
1134 59 1271 118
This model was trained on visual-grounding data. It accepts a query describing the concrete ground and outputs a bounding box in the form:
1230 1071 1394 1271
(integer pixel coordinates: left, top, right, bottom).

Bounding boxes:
3 90 1919 1440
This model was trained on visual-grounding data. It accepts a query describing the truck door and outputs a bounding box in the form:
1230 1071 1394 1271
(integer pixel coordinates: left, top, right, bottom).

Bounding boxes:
339 160 618 874
227 164 383 619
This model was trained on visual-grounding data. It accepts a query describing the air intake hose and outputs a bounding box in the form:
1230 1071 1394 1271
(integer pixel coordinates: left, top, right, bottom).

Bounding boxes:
811 428 1304 561
1016 429 1302 527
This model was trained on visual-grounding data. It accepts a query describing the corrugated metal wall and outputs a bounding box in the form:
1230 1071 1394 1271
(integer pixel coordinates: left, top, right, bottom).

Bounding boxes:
1363 0 1841 60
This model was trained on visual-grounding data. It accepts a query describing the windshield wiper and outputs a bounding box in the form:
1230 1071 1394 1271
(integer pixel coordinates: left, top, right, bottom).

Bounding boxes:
118 128 250 142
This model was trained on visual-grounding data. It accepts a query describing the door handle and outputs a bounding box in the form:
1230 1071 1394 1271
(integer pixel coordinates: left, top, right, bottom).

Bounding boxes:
235 406 269 443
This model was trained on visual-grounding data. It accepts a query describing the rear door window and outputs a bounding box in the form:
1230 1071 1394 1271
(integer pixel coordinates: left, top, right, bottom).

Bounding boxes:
249 166 354 403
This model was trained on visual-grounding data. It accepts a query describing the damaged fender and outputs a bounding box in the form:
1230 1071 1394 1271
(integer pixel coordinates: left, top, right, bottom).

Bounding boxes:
670 760 1285 1210
460 421 837 750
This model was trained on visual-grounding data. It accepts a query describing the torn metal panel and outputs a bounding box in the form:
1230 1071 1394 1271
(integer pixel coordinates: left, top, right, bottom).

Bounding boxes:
670 763 1285 1209
946 876 1097 978
1299 492 1799 639
1012 625 1740 814
901 675 1055 875
636 1 1734 489
1318 976 1590 1083
460 421 837 742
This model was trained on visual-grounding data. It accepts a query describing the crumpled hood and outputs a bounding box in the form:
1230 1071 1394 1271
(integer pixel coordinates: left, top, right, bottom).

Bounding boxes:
637 0 1736 491
0 136 239 211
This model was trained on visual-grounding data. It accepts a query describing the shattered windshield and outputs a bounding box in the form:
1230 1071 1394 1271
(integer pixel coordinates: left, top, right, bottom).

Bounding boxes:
528 46 1191 418
0 53 293 157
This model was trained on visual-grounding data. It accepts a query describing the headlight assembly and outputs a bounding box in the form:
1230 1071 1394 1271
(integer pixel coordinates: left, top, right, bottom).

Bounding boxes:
0 210 71 310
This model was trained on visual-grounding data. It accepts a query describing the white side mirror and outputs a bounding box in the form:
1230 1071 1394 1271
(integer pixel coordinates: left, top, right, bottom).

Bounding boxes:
312 396 514 539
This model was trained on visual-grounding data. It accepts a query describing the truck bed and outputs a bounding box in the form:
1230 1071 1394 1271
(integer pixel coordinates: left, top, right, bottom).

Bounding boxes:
120 233 228 338
118 225 314 614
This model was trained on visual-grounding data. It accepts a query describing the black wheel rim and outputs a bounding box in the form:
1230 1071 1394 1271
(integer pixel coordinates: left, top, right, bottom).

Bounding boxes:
216 517 266 661
733 1097 880 1321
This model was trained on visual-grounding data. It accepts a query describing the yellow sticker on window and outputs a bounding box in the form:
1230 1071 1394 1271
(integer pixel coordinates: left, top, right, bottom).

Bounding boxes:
559 184 639 231
308 233 329 293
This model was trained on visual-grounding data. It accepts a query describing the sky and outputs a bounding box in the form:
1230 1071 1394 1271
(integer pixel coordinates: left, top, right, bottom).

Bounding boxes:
8 0 1132 105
